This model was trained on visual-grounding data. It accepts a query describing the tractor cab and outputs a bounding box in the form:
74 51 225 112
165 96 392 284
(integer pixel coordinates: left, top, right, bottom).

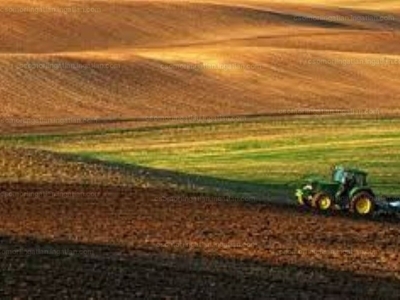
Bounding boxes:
332 166 368 187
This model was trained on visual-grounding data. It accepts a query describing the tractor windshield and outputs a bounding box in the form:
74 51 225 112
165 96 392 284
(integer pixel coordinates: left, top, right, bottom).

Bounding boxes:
332 167 346 183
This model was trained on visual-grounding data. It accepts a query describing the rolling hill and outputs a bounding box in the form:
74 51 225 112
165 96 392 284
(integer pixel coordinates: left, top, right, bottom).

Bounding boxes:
1 0 400 129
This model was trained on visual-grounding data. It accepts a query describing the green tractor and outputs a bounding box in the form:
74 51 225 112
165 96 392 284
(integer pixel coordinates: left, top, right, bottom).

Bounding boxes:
295 166 376 216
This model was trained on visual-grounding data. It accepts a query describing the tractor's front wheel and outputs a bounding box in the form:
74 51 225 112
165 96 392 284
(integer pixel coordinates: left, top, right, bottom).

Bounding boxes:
351 192 375 216
313 193 334 211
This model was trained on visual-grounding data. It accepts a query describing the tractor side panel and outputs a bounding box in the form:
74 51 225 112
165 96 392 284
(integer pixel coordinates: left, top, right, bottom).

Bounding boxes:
315 183 340 199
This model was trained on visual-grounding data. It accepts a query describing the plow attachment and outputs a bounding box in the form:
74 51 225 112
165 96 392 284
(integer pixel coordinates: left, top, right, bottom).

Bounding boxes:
375 198 400 217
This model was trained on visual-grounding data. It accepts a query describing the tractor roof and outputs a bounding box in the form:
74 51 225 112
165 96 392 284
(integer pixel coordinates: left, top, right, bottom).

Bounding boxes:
335 166 368 175
345 168 367 175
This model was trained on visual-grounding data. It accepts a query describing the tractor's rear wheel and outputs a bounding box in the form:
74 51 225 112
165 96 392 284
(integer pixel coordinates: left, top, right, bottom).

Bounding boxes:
351 192 375 216
313 193 333 211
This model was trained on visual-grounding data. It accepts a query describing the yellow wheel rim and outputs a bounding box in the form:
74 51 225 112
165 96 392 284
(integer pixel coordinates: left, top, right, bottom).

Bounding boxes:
356 198 372 215
355 198 372 215
319 197 331 210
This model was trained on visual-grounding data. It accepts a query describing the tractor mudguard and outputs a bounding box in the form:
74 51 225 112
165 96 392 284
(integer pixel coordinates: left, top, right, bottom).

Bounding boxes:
349 187 375 199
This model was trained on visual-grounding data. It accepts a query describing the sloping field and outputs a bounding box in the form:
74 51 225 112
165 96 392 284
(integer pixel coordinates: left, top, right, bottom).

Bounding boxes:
2 116 400 197
260 0 400 10
1 0 400 130
0 183 399 298
0 146 146 186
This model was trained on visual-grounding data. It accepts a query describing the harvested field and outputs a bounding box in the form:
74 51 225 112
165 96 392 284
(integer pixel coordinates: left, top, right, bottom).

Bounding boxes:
1 0 400 129
0 183 399 298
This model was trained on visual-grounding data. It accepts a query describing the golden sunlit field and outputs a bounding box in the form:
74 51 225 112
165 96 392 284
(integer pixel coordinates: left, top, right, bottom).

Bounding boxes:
1 1 400 298
1 0 400 130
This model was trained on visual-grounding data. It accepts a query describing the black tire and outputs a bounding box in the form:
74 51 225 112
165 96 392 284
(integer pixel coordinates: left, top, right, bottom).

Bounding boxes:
299 195 313 207
303 197 313 207
313 193 334 211
351 192 375 216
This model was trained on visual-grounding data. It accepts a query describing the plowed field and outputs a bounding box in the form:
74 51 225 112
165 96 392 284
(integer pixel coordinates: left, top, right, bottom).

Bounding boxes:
1 183 399 298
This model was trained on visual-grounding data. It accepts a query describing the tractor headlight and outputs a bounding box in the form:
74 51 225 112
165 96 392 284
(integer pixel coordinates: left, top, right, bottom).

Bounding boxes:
303 184 313 190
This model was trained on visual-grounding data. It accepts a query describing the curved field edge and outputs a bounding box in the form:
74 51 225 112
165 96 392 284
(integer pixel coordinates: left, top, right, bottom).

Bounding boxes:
1 116 400 198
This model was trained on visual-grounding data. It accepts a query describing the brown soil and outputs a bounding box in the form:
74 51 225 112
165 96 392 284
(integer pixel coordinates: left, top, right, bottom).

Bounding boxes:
0 183 399 298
